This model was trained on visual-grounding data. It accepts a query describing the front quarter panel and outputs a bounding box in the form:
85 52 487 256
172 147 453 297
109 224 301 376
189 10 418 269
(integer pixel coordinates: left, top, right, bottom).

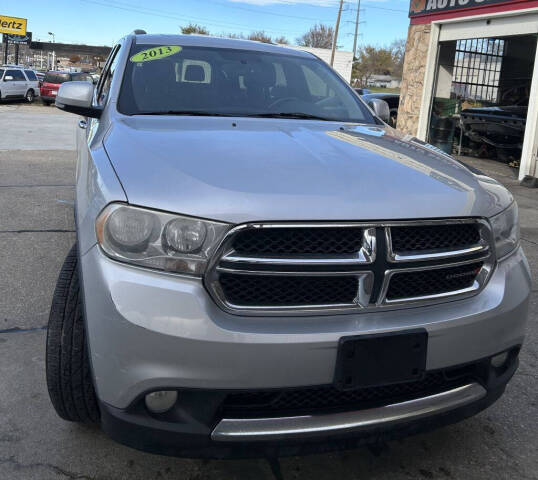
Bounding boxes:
76 117 127 255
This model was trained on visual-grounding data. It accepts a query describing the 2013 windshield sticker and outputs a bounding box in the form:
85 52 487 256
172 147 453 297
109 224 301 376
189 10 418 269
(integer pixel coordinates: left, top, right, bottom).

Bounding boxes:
130 46 182 62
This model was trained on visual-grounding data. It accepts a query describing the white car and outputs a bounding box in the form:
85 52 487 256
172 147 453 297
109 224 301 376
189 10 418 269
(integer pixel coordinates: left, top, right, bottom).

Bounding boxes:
0 66 40 103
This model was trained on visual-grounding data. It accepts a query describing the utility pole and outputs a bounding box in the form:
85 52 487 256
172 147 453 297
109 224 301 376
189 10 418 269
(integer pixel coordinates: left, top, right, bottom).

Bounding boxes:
352 0 361 59
48 32 55 69
2 36 8 65
330 0 344 67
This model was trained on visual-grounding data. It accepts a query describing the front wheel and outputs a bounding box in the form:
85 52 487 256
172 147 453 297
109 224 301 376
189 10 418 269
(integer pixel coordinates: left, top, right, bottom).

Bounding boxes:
46 244 100 423
25 89 35 103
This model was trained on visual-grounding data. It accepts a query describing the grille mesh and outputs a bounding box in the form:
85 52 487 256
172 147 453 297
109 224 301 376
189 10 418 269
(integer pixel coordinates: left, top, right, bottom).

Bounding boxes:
222 370 473 415
386 262 483 300
391 224 481 253
232 227 364 255
219 274 359 307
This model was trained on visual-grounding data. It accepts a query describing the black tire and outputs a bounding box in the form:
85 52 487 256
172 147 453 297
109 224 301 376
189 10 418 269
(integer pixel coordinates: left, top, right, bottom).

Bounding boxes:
25 89 35 103
46 244 100 423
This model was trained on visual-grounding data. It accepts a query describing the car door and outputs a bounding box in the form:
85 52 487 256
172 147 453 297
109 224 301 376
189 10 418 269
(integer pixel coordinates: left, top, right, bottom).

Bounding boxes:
13 69 27 96
2 69 20 97
24 70 40 94
6 69 27 96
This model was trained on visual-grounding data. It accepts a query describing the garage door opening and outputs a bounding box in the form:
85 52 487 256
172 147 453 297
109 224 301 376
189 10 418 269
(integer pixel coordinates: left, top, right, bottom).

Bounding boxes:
427 34 536 171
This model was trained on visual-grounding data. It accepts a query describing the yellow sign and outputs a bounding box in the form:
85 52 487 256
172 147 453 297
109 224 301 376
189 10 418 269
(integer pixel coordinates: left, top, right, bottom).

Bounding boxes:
0 15 27 36
130 46 182 63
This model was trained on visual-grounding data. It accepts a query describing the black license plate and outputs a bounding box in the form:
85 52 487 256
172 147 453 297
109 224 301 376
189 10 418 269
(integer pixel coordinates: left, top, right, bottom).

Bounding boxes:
334 329 428 390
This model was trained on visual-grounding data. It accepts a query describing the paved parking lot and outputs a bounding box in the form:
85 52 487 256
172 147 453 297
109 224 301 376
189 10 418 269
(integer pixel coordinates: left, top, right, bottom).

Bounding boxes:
0 103 537 480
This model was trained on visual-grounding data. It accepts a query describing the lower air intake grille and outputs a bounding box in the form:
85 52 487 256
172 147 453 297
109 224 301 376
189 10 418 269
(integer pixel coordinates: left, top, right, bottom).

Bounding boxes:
386 262 483 301
390 223 481 253
219 274 359 307
221 368 477 416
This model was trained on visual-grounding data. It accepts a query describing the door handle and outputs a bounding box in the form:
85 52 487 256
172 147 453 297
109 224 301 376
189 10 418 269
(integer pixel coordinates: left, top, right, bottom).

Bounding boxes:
78 120 87 129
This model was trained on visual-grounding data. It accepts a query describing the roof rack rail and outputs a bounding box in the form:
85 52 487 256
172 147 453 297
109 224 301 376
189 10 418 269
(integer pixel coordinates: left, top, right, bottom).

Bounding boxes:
132 29 147 35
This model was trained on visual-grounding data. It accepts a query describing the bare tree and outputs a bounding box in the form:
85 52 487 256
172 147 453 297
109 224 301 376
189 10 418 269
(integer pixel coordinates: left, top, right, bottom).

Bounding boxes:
69 54 81 64
220 31 287 44
390 38 406 79
296 24 334 49
248 31 273 44
181 24 209 35
273 36 289 45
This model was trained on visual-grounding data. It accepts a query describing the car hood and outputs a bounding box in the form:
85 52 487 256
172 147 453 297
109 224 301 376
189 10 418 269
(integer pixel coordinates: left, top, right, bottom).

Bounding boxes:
103 116 512 224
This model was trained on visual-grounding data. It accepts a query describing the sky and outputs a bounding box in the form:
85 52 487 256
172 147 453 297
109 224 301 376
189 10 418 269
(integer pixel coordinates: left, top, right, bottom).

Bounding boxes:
2 0 411 51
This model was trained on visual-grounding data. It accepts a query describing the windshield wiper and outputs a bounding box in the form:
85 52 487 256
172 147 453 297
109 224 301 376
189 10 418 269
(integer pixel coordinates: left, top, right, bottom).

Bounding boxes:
136 111 235 116
134 111 335 121
245 112 333 121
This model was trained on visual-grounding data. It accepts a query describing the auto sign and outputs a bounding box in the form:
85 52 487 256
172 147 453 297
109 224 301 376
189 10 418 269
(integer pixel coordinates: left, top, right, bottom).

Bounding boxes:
0 14 27 36
409 0 523 17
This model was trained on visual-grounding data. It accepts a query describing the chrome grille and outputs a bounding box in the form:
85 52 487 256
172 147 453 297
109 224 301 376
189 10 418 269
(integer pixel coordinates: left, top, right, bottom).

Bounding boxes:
205 220 494 315
220 273 360 307
386 261 484 301
390 224 481 253
232 226 364 255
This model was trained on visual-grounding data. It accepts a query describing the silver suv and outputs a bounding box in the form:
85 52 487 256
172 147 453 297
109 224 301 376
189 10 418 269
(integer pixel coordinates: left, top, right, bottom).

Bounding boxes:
0 65 40 103
46 32 531 458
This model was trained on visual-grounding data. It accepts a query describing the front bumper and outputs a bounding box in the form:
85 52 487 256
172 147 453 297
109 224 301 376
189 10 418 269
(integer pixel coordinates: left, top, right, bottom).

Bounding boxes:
99 366 512 458
80 245 530 455
81 245 530 408
40 94 56 102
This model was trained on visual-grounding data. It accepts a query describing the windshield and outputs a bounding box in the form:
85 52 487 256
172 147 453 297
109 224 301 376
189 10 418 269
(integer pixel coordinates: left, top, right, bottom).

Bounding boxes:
44 72 71 84
118 44 374 123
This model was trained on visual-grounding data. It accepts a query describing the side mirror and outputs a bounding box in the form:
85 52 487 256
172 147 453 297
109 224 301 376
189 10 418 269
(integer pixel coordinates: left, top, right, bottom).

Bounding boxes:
4 75 14 81
55 81 102 118
367 98 391 124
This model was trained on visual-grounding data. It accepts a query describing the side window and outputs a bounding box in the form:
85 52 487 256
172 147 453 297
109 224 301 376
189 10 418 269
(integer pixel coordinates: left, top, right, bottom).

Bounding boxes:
5 70 25 81
24 70 38 81
97 45 121 105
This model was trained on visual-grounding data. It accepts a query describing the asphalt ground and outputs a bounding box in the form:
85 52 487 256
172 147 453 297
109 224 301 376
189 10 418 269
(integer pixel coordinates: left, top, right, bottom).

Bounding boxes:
0 102 537 480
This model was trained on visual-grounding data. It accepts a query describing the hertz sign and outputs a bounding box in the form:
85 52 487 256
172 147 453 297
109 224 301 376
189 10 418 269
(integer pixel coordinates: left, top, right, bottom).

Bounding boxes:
0 15 27 36
410 0 522 16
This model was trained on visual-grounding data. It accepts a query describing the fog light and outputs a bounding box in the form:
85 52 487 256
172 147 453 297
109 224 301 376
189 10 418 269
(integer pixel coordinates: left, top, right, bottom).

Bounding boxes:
491 351 509 368
145 390 178 413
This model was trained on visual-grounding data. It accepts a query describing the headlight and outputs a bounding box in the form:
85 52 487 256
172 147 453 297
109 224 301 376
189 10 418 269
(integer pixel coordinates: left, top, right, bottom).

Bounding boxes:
490 202 519 260
96 203 230 275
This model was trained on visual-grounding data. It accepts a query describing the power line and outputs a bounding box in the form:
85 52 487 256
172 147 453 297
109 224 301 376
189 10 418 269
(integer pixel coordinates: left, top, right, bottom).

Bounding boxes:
79 0 308 36
346 4 408 13
200 0 337 22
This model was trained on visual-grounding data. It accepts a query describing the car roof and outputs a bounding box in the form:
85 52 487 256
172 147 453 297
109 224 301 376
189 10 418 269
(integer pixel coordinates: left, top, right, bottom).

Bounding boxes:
46 71 88 74
134 34 314 58
2 65 28 69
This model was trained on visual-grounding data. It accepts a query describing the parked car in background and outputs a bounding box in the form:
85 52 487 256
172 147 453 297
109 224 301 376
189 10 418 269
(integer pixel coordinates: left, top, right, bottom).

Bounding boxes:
362 92 400 127
0 66 40 103
354 87 371 95
35 72 45 85
40 71 94 105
